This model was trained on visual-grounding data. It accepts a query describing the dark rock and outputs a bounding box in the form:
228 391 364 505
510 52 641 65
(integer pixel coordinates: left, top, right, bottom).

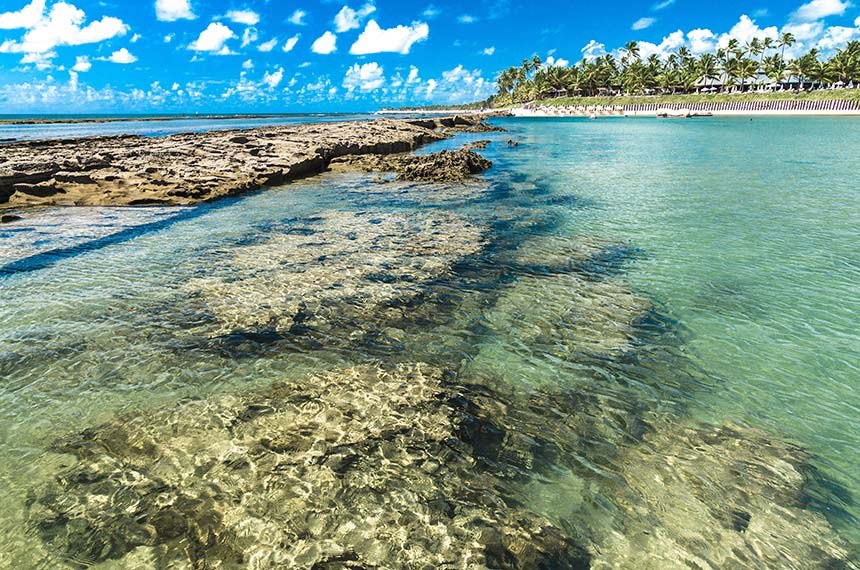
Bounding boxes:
1 214 22 223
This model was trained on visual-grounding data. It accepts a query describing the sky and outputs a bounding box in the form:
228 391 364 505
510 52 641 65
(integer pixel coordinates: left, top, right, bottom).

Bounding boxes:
0 0 858 113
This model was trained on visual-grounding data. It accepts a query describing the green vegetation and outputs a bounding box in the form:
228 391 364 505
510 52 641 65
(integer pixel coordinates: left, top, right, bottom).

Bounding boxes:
530 88 860 108
490 36 860 107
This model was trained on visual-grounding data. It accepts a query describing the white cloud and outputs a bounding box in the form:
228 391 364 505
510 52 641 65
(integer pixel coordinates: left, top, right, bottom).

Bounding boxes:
816 25 859 49
632 17 656 30
407 66 420 83
343 61 385 92
638 29 685 59
242 27 260 48
311 31 337 54
164 33 174 43
792 0 851 22
425 78 437 97
856 16 860 25
283 34 300 52
717 15 778 48
581 40 606 61
20 49 54 69
458 14 476 23
334 2 376 32
783 20 826 41
262 67 284 89
0 2 129 55
242 58 254 69
224 9 260 26
155 0 194 22
131 33 141 42
188 22 236 54
653 0 675 9
432 64 493 102
544 55 569 67
105 47 137 64
0 0 46 30
422 5 441 18
71 54 90 71
349 20 429 55
687 28 716 54
482 46 495 55
258 38 278 52
289 9 307 25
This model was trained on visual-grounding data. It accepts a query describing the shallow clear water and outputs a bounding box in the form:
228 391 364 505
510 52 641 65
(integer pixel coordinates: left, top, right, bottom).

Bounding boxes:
0 113 373 142
0 117 858 568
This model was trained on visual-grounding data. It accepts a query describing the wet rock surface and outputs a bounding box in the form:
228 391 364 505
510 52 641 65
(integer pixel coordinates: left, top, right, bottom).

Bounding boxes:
0 119 449 208
330 147 493 182
405 114 506 133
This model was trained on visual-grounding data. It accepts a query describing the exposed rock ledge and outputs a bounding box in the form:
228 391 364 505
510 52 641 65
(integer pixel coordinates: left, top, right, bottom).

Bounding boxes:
329 146 493 182
0 117 494 208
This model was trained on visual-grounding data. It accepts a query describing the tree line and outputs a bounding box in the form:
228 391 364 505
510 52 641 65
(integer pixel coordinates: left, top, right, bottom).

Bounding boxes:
494 35 860 103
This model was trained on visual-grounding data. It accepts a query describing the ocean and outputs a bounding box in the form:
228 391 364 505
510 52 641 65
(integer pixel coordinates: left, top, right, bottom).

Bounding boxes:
0 116 857 568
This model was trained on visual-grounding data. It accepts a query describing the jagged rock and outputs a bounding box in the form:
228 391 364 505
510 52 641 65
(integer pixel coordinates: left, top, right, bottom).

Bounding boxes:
0 119 450 208
0 214 22 223
330 148 492 182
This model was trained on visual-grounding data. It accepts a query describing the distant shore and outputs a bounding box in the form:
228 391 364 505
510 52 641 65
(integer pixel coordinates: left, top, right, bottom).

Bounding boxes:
0 113 330 126
513 107 860 117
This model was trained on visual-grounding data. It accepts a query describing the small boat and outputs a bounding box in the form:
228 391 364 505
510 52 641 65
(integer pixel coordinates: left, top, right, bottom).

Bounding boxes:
656 108 690 119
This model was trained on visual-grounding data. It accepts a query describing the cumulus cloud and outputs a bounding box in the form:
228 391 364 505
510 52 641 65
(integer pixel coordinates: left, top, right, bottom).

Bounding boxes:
791 0 851 22
262 67 284 89
343 61 385 92
816 25 859 49
717 14 778 47
289 9 307 25
632 17 656 30
334 2 376 32
155 0 194 22
457 14 476 23
104 47 137 64
311 31 337 54
283 34 300 52
349 20 429 55
0 2 128 55
0 0 47 30
224 9 260 26
258 38 277 52
188 22 236 54
581 40 606 61
71 54 90 71
544 55 569 67
482 46 495 55
687 28 716 53
422 5 441 18
242 58 254 69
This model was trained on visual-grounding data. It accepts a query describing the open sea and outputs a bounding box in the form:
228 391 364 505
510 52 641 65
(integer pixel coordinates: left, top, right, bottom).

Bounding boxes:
0 116 858 568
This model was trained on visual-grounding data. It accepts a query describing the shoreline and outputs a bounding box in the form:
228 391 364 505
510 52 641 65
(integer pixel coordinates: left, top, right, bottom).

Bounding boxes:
0 115 493 211
512 107 860 117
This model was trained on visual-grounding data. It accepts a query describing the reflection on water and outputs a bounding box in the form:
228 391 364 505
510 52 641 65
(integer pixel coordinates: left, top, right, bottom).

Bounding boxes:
0 121 858 568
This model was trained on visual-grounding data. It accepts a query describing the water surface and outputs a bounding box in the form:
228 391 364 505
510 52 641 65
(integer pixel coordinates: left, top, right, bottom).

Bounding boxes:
0 117 857 568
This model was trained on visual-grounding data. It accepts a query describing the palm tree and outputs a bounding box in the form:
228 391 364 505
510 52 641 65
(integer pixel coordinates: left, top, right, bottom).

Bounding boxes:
778 32 796 60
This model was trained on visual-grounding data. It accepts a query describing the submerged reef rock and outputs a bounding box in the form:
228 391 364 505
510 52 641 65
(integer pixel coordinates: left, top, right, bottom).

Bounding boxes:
0 119 448 208
591 419 854 569
185 210 486 337
28 363 591 569
507 234 638 276
483 272 652 355
330 147 493 182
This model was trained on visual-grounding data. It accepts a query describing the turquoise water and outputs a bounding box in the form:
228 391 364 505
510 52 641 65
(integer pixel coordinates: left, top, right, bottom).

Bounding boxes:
0 117 858 568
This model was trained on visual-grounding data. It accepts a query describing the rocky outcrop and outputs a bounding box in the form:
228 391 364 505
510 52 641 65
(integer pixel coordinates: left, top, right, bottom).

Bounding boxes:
406 114 506 133
0 120 449 208
330 147 493 182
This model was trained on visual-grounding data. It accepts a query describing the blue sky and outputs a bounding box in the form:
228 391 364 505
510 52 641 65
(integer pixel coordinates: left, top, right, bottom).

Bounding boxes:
0 0 858 113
